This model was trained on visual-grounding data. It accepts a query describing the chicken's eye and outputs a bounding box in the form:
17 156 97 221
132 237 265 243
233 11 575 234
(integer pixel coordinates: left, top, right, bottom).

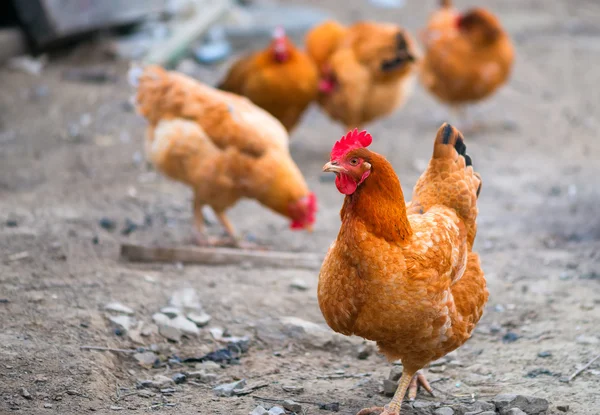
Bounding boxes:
349 158 359 166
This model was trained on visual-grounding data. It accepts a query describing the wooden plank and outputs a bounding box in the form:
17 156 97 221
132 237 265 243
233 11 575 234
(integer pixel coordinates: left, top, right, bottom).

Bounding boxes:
143 0 232 66
120 243 324 270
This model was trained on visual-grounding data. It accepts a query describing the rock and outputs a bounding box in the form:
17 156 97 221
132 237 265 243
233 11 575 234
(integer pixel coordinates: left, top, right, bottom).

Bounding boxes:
575 334 599 345
151 375 175 389
8 55 47 76
141 323 158 337
171 315 200 336
187 311 212 327
357 343 374 360
108 315 134 333
413 401 436 409
259 316 347 349
502 332 520 343
383 379 398 397
290 279 308 291
105 302 134 315
159 324 181 342
44 403 53 409
187 370 217 383
21 388 32 400
388 365 403 381
557 403 569 412
283 400 302 412
467 412 495 415
172 373 186 384
472 401 495 412
504 409 527 415
134 352 157 368
99 218 116 231
250 406 269 415
160 388 176 394
493 394 549 415
160 307 181 318
282 385 304 394
152 312 171 326
268 407 286 415
6 219 18 227
196 361 221 371
213 379 246 397
169 288 202 311
537 351 552 358
110 406 123 411
138 390 155 398
434 408 454 415
463 373 491 386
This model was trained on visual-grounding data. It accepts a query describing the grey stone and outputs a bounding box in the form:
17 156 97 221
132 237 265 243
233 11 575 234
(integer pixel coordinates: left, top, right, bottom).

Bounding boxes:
169 288 202 311
250 406 269 415
413 400 436 409
160 307 181 318
282 385 304 394
172 373 186 384
187 370 217 383
557 403 570 412
133 352 157 368
493 394 549 415
383 379 398 396
108 315 134 332
268 407 286 415
105 302 134 315
505 409 527 415
290 279 308 291
187 311 212 327
434 408 454 415
283 400 302 412
152 312 170 326
138 390 155 398
44 403 53 409
213 379 246 397
388 365 403 381
158 324 182 342
195 361 221 371
21 388 32 400
151 375 175 389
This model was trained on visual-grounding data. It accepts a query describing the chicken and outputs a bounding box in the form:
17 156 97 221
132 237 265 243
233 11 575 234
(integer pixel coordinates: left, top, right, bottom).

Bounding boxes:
420 0 514 132
306 21 419 131
218 27 318 133
319 125 487 415
129 65 317 247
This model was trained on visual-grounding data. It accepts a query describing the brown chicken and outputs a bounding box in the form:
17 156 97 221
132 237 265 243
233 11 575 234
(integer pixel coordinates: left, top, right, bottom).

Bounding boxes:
218 27 318 132
319 125 487 415
420 0 514 131
129 65 317 247
306 21 419 131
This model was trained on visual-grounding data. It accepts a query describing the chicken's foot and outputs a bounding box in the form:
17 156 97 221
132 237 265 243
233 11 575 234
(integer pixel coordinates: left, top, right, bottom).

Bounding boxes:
408 370 435 400
215 211 265 250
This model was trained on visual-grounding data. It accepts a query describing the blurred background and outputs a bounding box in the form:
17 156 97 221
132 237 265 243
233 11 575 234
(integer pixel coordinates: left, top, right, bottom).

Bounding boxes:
0 0 599 414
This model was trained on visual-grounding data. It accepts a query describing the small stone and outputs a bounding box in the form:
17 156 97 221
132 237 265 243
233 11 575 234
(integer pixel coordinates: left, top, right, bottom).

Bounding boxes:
580 302 594 311
138 390 155 398
434 408 454 415
472 401 495 412
108 315 134 333
388 366 403 381
196 361 221 371
467 412 495 415
290 279 308 291
21 388 32 400
110 406 123 411
213 379 246 397
160 307 181 318
171 315 200 336
44 403 53 409
151 375 175 389
152 312 170 325
412 401 436 409
502 332 520 343
105 302 134 315
268 407 286 415
158 324 181 342
504 409 526 415
537 351 552 358
383 379 398 396
121 218 138 235
357 343 373 360
188 370 218 383
463 373 491 386
169 288 202 311
99 218 116 231
160 388 176 394
5 219 18 227
576 334 599 344
493 394 549 415
283 400 302 412
282 385 304 394
250 405 269 415
187 312 212 327
134 352 157 368
172 373 186 384
557 403 569 412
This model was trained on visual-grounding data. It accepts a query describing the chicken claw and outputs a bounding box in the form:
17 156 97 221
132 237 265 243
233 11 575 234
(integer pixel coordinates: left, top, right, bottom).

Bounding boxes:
356 406 396 415
408 370 435 401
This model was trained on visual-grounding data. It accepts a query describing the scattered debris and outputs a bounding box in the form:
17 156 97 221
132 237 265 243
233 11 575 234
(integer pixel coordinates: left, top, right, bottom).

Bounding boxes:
289 279 308 291
186 311 212 327
434 408 454 415
281 385 304 394
234 382 269 396
62 67 118 84
502 332 520 343
44 403 53 409
493 394 549 415
525 368 554 378
134 351 157 368
172 373 187 384
99 218 116 231
8 251 29 261
105 302 135 315
282 400 302 413
149 375 175 390
213 379 246 397
504 409 527 415
80 346 137 354
557 403 570 412
159 324 182 342
121 218 139 236
138 390 155 398
537 351 552 358
563 353 600 383
250 406 269 415
187 370 217 383
108 315 134 333
21 388 32 400
110 405 123 411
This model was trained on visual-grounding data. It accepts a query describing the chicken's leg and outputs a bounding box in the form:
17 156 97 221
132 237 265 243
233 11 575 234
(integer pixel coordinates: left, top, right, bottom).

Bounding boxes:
356 370 415 415
215 211 264 250
192 199 238 247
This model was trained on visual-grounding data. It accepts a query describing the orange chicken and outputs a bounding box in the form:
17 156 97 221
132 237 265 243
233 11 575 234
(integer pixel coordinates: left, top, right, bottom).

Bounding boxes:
218 27 318 133
420 0 514 131
319 125 487 415
129 65 317 247
306 21 419 131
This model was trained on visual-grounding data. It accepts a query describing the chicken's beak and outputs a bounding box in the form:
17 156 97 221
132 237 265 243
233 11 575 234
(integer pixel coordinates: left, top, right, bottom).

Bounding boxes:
322 162 346 174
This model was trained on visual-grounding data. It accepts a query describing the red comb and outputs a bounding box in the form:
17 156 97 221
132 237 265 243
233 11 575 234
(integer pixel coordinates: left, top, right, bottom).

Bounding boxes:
331 129 373 159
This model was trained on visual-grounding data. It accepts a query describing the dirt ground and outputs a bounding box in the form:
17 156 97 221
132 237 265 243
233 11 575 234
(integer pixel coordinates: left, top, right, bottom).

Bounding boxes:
1 0 600 414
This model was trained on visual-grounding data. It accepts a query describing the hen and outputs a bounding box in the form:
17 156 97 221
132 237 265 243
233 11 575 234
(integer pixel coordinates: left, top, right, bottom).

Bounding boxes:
319 125 487 415
129 65 317 247
218 27 318 133
306 21 419 131
420 0 514 131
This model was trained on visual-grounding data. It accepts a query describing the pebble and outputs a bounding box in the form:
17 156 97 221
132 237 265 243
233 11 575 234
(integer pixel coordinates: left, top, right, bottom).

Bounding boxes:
504 409 527 415
110 406 123 411
268 407 286 415
575 334 599 344
188 370 218 383
152 312 171 326
150 375 175 389
196 361 221 371
250 405 269 415
537 351 552 358
557 403 570 412
44 403 53 409
187 311 212 327
357 343 373 360
282 385 304 394
493 394 549 415
160 307 181 318
108 315 134 333
434 408 454 415
158 324 181 342
388 366 403 381
502 332 520 343
213 379 246 397
169 288 202 311
172 373 187 384
21 388 32 400
138 390 155 398
99 218 116 231
283 400 302 412
412 401 436 409
290 279 308 291
171 315 200 336
383 379 398 396
5 219 18 227
105 302 135 315
160 388 176 394
134 351 157 368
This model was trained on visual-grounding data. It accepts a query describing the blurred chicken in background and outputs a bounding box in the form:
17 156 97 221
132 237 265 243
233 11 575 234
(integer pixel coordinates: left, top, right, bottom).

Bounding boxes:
306 21 419 131
420 0 514 132
129 65 317 248
218 26 319 133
